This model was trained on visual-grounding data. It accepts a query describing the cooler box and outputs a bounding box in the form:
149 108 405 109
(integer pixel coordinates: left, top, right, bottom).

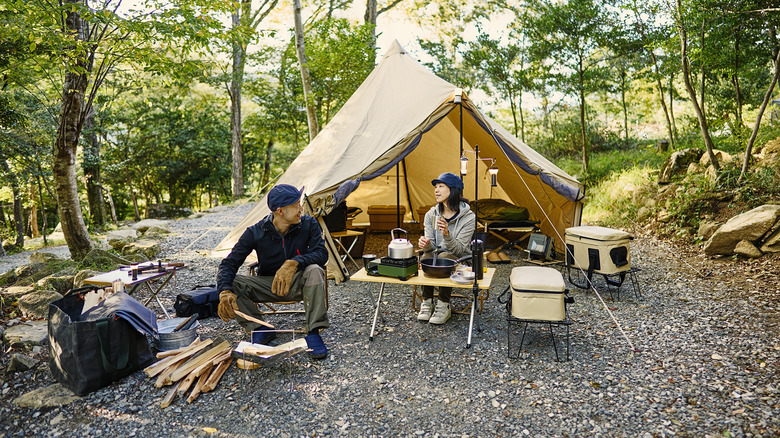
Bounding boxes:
510 266 566 321
564 226 631 275
367 205 407 232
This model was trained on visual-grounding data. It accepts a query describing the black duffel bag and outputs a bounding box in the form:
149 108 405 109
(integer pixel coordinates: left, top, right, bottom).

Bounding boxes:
48 286 155 396
174 285 219 320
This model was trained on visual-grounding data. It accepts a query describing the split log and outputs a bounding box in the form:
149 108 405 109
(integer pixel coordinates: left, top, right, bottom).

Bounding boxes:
169 340 230 382
202 357 234 392
160 380 182 409
234 310 275 328
187 363 214 404
145 339 212 377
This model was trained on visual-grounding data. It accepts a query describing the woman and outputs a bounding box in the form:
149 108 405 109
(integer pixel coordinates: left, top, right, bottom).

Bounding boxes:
417 172 476 324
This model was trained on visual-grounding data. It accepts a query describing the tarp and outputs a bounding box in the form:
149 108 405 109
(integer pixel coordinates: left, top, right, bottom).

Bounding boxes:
216 40 585 282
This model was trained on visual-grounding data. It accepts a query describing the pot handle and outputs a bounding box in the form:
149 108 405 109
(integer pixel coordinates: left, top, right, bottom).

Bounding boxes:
390 228 408 240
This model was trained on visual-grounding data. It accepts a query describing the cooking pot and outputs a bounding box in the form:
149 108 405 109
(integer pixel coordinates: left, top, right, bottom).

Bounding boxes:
420 255 471 278
388 228 414 259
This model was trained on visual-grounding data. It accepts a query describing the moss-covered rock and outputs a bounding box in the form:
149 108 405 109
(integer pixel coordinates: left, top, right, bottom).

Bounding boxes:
77 249 135 272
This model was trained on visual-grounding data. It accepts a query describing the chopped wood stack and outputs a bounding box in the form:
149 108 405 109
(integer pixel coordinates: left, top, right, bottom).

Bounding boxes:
144 337 235 408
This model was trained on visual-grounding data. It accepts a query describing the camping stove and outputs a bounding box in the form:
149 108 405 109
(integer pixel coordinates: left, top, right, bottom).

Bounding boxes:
370 256 418 280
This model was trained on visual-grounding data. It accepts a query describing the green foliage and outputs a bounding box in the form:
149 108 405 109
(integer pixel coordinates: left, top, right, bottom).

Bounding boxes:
582 165 657 226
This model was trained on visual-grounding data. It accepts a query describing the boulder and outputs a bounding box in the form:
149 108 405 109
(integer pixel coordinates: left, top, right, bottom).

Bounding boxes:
697 220 720 241
659 148 704 184
699 149 733 167
636 206 651 221
1 285 35 300
18 290 63 319
29 252 65 264
37 274 74 294
687 162 704 174
141 225 170 238
120 239 160 260
657 209 672 223
704 204 780 256
73 269 104 288
78 248 135 271
759 226 780 253
107 229 138 250
132 219 171 233
734 240 763 258
3 321 48 348
757 136 780 166
12 384 80 409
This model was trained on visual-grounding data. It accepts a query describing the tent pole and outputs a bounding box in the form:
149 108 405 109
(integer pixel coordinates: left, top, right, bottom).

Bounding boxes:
396 163 401 229
401 159 414 222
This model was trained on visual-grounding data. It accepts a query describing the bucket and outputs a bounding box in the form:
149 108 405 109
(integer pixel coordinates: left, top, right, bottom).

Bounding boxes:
155 317 199 351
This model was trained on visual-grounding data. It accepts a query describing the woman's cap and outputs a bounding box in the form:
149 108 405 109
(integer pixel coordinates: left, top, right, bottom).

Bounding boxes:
431 172 464 190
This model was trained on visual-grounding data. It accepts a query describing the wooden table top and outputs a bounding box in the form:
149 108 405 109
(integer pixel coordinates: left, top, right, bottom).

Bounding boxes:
83 264 185 287
350 267 494 290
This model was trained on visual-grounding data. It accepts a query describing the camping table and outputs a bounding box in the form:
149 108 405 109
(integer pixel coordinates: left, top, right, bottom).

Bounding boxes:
330 229 364 269
83 262 186 318
350 267 495 348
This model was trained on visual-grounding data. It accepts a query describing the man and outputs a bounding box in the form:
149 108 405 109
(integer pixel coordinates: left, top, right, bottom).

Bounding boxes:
216 184 329 359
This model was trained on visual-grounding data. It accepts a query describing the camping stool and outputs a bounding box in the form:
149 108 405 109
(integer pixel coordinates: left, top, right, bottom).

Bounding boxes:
499 266 574 362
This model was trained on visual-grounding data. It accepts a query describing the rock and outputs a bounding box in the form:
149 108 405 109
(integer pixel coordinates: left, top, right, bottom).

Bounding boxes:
3 321 48 348
659 148 703 184
759 226 780 253
657 209 671 223
12 384 80 409
132 219 171 233
704 205 780 255
73 269 104 288
29 252 65 264
141 225 170 238
1 285 35 300
756 136 780 166
79 249 135 271
636 207 651 221
18 290 63 319
14 262 49 279
7 353 39 372
699 149 733 167
120 240 160 260
37 274 74 294
686 162 704 174
734 240 763 258
107 229 138 250
697 220 720 240
705 164 718 182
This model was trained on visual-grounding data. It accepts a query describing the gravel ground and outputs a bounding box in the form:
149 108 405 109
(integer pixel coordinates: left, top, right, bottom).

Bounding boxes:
1 203 779 437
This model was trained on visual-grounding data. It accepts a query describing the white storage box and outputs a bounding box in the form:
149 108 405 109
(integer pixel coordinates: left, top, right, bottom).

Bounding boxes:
565 226 631 275
510 266 566 321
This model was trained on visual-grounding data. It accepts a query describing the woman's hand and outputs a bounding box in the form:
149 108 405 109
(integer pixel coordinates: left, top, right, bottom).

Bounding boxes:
418 236 430 249
436 216 449 236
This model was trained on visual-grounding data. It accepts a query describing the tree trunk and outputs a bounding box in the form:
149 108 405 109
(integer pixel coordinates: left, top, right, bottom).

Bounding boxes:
229 1 248 199
675 0 718 172
28 184 39 238
293 0 319 142
83 108 107 226
578 55 588 173
733 30 744 148
651 52 674 149
621 67 628 144
519 94 525 143
54 1 94 261
261 138 274 188
101 185 118 225
0 158 23 248
669 71 678 143
739 45 780 182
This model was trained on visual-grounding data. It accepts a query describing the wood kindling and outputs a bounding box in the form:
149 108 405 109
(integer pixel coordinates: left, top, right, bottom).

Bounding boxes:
202 357 234 392
169 339 230 382
187 363 214 404
145 338 213 377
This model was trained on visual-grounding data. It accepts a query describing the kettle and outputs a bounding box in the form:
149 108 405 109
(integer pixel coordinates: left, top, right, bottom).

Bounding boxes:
388 228 414 259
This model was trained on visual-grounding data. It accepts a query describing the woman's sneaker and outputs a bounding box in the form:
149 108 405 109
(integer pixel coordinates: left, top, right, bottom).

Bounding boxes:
429 300 451 324
417 299 434 321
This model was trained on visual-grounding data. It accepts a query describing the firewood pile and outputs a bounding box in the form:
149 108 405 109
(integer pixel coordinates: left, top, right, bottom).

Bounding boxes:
144 338 234 408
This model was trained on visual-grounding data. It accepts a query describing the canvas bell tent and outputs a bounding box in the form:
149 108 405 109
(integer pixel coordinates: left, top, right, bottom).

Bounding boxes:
216 40 585 282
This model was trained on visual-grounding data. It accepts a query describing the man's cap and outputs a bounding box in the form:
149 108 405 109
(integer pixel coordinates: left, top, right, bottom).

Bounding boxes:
431 172 464 190
267 184 305 211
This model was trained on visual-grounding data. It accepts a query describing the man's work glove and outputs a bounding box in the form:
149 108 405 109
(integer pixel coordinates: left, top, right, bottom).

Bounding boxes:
272 260 299 296
218 290 238 321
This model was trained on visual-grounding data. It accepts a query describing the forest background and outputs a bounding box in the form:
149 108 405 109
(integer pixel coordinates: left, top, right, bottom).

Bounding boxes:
1 0 779 261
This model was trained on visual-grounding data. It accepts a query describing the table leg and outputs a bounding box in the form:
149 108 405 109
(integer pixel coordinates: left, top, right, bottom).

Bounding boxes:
466 285 480 348
335 238 360 270
141 272 174 318
369 283 385 342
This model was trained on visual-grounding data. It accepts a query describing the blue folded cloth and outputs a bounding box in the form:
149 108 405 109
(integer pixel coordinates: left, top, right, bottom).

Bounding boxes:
81 292 158 338
305 332 328 360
